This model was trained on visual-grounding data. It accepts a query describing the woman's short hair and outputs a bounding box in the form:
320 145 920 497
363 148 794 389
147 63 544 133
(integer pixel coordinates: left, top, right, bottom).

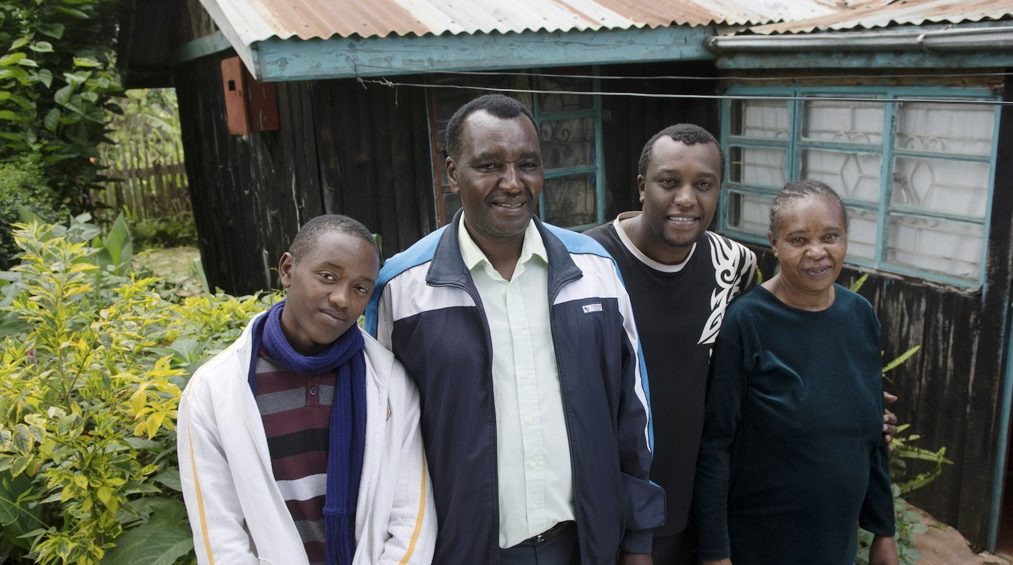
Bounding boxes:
768 180 848 235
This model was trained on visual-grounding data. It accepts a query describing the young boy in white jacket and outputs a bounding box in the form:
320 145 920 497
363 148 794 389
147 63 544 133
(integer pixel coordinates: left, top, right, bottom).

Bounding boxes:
178 214 436 565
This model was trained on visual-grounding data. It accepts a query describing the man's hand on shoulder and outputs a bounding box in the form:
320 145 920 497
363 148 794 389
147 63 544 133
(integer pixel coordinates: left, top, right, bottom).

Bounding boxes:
883 391 899 444
619 553 653 565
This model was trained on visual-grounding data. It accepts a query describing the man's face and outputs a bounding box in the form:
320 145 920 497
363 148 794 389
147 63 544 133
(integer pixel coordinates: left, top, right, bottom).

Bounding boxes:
638 137 722 262
446 110 543 248
278 230 379 355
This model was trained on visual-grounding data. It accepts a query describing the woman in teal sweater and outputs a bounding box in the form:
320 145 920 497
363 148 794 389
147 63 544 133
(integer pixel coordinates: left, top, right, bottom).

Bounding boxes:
694 180 898 565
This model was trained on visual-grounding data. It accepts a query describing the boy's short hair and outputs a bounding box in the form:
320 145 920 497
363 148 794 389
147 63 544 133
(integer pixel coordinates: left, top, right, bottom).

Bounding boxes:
289 214 379 262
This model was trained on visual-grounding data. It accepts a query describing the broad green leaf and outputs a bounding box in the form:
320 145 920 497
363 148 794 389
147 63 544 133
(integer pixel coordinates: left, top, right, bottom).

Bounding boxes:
102 519 193 565
54 84 73 105
53 6 89 18
35 23 65 39
29 42 53 53
0 52 25 66
4 93 34 111
72 56 101 69
152 469 181 492
0 472 42 550
121 437 160 450
36 68 52 88
0 67 31 85
96 486 112 505
142 498 190 522
43 108 59 131
0 110 20 122
16 58 38 68
102 214 133 270
10 37 29 50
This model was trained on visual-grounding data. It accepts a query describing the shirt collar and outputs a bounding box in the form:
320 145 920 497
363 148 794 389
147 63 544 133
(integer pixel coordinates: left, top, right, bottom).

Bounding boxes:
458 213 547 272
612 211 696 273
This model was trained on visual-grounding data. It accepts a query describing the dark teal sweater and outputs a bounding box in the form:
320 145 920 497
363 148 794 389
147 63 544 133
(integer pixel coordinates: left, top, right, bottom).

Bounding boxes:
694 285 895 565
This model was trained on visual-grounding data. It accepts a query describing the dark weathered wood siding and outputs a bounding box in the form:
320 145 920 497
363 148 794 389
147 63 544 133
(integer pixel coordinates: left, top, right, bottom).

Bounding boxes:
174 52 434 294
600 61 720 217
174 57 717 294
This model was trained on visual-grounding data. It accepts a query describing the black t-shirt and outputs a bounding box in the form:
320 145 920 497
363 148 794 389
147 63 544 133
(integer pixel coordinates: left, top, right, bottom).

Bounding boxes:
586 215 756 536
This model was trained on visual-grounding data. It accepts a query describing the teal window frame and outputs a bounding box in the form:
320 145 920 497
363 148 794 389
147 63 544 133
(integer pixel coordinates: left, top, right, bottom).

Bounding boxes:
426 71 606 231
532 72 606 231
718 85 1001 289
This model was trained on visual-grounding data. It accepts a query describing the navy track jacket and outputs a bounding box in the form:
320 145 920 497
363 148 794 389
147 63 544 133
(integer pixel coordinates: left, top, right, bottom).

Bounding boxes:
365 213 664 564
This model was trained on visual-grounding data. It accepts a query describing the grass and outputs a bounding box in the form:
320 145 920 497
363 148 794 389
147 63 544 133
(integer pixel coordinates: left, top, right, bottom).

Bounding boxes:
133 246 205 296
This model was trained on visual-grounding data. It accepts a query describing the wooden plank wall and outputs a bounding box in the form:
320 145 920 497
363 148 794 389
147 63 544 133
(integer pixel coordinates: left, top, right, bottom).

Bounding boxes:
600 61 720 218
174 52 434 295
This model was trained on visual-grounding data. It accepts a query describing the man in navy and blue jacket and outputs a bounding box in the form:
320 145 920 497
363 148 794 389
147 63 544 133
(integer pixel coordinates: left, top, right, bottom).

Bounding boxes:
365 94 664 565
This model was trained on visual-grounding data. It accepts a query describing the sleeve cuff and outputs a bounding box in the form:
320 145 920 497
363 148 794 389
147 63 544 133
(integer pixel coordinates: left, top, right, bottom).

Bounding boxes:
697 546 732 561
620 528 653 554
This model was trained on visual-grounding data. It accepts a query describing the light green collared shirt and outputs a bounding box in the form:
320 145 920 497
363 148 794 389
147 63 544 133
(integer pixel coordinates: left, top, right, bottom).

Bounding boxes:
458 215 575 549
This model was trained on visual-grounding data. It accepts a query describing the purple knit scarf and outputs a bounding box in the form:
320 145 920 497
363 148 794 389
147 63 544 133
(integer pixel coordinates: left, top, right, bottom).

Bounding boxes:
248 300 366 565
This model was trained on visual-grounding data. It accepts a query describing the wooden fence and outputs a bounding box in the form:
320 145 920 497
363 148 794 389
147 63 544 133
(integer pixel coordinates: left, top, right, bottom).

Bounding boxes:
94 130 191 221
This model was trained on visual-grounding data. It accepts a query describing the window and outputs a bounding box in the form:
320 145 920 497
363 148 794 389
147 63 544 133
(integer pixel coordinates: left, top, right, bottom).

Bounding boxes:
427 72 605 230
720 87 1000 287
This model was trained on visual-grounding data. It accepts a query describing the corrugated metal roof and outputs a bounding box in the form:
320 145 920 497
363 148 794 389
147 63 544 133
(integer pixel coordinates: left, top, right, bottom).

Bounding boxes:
202 0 843 45
750 0 1013 34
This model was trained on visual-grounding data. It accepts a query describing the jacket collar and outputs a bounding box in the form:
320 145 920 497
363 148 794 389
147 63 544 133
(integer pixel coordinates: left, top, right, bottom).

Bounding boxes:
427 209 582 300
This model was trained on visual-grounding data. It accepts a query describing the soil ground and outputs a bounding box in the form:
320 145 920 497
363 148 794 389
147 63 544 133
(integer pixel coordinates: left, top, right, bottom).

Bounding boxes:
915 506 1009 565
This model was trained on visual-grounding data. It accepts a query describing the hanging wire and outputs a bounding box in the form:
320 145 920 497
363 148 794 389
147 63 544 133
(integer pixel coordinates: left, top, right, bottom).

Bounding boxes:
416 68 1013 83
359 77 1013 106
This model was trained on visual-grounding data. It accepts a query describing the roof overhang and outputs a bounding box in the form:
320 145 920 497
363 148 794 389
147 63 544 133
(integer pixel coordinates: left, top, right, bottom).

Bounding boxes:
173 25 715 81
709 22 1013 69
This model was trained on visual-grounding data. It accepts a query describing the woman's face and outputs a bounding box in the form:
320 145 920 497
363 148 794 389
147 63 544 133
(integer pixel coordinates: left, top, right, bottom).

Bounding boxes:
769 195 847 300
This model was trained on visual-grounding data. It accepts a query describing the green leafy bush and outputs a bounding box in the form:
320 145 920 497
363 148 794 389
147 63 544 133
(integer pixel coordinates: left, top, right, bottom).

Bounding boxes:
0 157 61 269
0 0 122 213
130 212 198 250
0 216 275 563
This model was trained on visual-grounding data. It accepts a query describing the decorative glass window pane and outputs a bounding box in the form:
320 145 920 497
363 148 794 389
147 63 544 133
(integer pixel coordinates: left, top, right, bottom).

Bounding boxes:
543 174 596 227
802 149 881 204
896 102 995 156
802 99 883 145
891 156 989 219
540 118 595 169
726 191 773 235
536 76 593 112
731 99 789 139
844 207 877 261
886 214 983 278
729 146 786 187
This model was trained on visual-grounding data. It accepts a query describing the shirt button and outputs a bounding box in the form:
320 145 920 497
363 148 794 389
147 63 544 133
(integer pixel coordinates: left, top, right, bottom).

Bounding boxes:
309 386 318 396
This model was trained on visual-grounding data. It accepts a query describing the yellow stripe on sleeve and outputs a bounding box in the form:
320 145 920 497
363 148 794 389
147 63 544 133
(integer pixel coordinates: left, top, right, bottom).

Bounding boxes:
187 406 216 565
398 451 428 565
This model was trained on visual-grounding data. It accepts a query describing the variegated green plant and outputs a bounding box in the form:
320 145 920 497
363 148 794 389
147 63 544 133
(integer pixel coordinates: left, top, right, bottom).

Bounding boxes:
0 217 274 564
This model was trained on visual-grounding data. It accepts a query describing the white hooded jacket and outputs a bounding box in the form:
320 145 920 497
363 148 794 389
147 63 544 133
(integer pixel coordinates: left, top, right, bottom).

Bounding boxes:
177 313 436 565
